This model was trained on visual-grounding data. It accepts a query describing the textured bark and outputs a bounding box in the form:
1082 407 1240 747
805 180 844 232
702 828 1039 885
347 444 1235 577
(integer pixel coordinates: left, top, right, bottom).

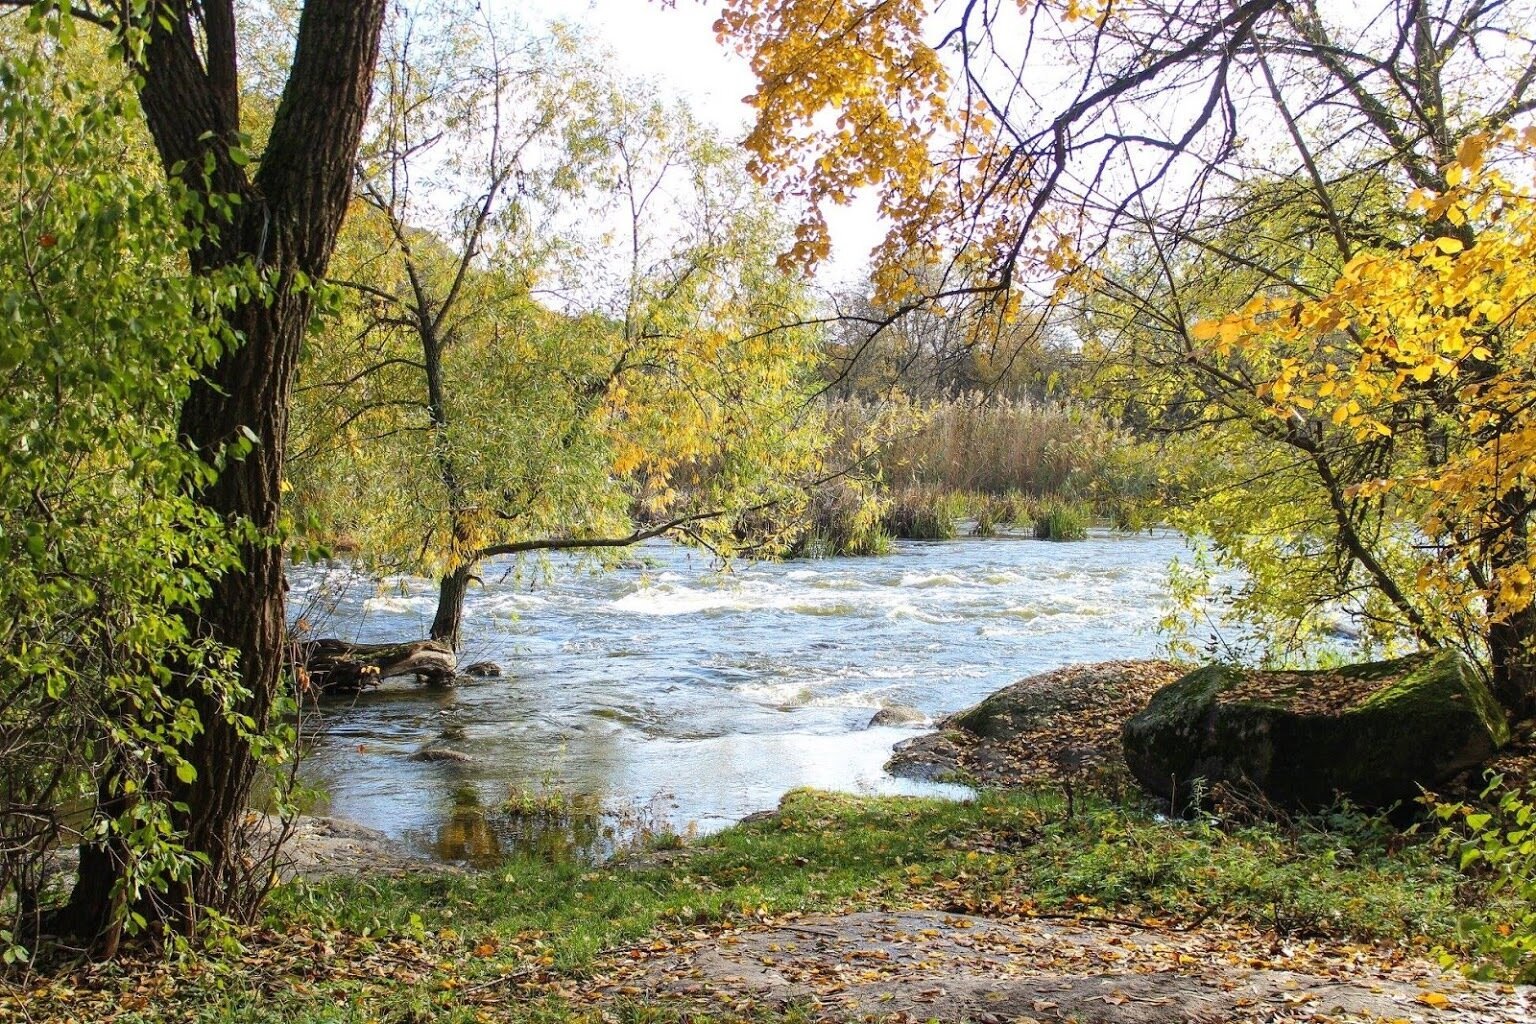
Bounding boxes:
430 564 474 650
60 0 387 946
1489 490 1536 722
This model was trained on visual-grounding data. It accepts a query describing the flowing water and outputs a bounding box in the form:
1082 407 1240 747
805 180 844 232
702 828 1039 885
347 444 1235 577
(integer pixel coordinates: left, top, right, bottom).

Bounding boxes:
290 528 1197 864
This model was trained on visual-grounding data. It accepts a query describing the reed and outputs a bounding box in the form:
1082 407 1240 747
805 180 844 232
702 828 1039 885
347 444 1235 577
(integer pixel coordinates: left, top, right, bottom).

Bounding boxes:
881 486 964 540
1032 499 1091 541
786 481 893 558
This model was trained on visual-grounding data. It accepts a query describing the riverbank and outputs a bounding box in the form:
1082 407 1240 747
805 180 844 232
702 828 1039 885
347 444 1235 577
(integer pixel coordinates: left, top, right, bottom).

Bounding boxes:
11 786 1531 1022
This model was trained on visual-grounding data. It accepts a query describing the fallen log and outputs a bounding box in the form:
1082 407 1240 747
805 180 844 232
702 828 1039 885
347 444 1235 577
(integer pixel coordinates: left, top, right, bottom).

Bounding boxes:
296 638 457 695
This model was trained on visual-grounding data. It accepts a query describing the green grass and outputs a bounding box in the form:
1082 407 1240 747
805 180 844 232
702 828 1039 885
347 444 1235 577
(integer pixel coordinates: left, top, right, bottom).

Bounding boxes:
14 788 1502 1023
1033 498 1091 541
881 486 963 540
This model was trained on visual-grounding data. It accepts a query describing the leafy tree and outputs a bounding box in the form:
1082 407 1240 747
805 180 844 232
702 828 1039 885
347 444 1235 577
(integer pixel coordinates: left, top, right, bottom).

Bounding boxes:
0 39 244 959
719 0 1536 716
291 18 825 648
0 0 388 946
1190 134 1536 712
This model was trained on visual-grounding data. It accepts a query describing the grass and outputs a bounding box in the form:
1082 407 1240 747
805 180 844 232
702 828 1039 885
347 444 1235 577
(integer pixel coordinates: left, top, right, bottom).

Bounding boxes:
784 481 892 557
11 787 1506 1023
1033 498 1091 541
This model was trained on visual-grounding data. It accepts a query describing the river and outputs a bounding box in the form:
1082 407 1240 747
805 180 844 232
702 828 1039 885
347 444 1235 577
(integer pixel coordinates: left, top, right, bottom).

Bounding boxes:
289 527 1198 863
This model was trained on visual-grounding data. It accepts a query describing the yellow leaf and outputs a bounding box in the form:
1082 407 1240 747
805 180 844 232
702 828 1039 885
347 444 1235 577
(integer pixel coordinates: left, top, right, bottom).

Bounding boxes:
1456 133 1488 173
1416 991 1452 1009
1433 237 1464 254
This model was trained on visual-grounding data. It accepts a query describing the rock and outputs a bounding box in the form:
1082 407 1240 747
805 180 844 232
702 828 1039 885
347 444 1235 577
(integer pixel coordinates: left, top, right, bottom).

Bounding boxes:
869 704 927 727
886 731 967 781
885 661 1187 786
461 660 503 677
1122 650 1509 808
409 747 472 764
949 683 1075 740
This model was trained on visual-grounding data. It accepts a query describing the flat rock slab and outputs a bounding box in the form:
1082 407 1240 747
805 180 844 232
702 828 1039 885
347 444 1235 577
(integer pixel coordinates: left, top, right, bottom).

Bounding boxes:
265 815 456 881
602 910 1531 1023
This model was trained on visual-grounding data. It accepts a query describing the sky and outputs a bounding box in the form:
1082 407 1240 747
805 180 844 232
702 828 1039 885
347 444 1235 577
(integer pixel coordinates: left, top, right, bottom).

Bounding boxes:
512 0 883 288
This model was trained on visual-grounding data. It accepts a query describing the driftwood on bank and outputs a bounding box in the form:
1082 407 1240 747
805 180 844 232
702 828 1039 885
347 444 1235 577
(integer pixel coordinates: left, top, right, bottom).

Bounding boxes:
296 638 457 694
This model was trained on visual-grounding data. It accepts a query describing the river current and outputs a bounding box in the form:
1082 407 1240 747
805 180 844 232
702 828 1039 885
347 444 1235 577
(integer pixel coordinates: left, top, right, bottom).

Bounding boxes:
290 528 1197 862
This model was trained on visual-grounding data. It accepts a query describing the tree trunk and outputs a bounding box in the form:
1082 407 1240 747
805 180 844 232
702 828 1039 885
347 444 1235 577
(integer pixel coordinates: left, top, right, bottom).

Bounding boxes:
1490 491 1536 722
300 637 456 693
430 563 475 650
59 0 387 945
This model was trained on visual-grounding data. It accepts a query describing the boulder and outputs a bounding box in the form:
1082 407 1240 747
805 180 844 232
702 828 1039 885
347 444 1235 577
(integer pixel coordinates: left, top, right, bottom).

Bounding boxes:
869 704 928 727
461 660 503 678
1121 650 1509 808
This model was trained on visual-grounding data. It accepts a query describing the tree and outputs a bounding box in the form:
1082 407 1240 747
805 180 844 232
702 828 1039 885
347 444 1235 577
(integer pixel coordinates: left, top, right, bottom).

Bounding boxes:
719 0 1536 717
291 17 825 650
0 36 244 960
0 0 388 945
1189 132 1536 715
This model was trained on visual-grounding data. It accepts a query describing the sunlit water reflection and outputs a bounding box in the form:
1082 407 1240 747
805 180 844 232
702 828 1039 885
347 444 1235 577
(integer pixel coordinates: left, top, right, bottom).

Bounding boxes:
289 528 1201 863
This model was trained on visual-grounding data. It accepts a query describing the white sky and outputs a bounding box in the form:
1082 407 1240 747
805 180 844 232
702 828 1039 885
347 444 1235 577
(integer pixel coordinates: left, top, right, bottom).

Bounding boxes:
512 0 882 289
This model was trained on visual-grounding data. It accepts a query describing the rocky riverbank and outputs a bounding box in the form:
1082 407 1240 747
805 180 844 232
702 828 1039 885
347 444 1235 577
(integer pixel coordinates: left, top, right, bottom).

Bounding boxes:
886 660 1187 787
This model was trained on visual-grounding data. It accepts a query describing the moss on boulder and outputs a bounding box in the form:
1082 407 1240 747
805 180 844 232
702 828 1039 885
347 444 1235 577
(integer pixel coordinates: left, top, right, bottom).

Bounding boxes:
1121 650 1510 808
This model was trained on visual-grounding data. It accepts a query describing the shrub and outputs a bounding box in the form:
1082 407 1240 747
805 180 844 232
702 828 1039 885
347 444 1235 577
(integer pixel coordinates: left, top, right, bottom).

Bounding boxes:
882 487 962 540
1436 775 1536 981
786 482 893 557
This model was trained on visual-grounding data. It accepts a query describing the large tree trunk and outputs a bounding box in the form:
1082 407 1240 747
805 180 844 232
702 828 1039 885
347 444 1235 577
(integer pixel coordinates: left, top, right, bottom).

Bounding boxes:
59 0 387 947
430 563 475 650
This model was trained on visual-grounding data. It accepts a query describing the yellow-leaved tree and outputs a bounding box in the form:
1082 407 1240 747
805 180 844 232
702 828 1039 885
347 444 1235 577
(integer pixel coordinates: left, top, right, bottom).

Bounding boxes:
719 0 1536 719
1196 132 1536 715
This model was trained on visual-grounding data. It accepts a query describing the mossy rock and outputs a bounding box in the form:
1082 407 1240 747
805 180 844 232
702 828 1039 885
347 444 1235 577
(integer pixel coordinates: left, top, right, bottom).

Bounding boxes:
1121 650 1510 809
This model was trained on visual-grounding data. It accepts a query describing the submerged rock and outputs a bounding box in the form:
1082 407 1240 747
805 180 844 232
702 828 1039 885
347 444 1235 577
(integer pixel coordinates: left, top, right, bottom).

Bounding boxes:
1122 650 1509 808
869 704 928 727
462 660 503 678
410 747 473 764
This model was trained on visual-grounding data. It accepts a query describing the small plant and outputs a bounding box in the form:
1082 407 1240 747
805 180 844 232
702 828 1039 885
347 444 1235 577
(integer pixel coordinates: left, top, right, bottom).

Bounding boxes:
1434 774 1536 981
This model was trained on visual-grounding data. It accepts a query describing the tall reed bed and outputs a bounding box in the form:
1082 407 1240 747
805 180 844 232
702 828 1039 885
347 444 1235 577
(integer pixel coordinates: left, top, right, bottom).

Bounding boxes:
824 395 1125 495
789 396 1179 555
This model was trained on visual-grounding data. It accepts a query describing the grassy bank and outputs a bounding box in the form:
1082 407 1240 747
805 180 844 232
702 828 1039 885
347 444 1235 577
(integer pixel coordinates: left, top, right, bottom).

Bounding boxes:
10 787 1510 1023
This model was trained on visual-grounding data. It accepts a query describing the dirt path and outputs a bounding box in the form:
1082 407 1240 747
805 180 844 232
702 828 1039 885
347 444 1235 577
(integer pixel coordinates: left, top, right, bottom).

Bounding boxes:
586 910 1531 1023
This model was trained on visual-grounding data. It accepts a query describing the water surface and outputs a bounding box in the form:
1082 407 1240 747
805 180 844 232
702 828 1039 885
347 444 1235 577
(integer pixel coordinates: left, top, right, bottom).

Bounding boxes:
290 528 1194 861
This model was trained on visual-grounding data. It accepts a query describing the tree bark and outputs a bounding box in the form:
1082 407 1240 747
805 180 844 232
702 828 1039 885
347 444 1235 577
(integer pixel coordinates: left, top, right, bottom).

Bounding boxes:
1489 489 1536 722
430 564 474 650
59 0 387 945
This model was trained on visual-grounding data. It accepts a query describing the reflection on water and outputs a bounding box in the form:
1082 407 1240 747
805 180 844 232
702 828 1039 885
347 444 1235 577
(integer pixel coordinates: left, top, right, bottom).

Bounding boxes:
414 785 666 868
292 529 1201 863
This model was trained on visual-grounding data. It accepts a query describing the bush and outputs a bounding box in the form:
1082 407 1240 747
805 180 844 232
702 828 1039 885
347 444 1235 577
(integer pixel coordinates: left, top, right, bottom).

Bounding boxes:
1436 775 1536 981
0 45 248 960
882 487 963 540
786 482 892 557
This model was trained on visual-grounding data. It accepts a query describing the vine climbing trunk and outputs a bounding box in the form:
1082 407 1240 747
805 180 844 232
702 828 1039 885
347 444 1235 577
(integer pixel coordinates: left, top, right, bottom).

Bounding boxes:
57 0 387 947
